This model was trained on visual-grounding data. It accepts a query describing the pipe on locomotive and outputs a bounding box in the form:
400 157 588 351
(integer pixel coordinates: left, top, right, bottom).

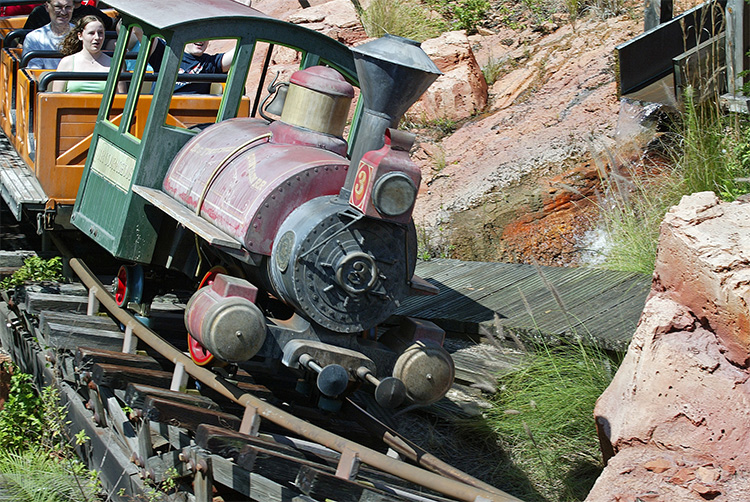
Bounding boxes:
340 35 441 199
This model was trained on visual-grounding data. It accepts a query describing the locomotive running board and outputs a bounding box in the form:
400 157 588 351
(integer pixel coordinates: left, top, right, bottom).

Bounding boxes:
0 159 47 220
132 185 243 250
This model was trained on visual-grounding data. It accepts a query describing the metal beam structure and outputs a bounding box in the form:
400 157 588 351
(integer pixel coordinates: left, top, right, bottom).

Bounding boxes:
616 0 726 97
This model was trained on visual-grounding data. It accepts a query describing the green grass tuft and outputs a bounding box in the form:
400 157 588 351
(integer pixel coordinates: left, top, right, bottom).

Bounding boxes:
0 446 99 502
486 342 617 501
360 0 445 42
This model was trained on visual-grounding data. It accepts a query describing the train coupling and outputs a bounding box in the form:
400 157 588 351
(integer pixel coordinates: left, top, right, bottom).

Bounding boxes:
36 201 57 234
282 340 406 409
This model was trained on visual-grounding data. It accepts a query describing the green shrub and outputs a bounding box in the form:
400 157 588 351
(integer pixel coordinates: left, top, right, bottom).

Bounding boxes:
425 0 491 33
0 256 63 289
0 369 46 451
452 0 491 33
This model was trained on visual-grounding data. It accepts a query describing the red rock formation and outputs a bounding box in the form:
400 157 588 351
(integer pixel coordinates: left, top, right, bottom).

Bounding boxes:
588 192 750 502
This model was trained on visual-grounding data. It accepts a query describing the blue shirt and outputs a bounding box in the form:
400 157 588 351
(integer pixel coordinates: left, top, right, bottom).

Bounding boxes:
21 23 72 69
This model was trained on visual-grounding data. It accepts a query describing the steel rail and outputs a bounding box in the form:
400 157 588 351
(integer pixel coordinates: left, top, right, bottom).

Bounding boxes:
68 257 523 502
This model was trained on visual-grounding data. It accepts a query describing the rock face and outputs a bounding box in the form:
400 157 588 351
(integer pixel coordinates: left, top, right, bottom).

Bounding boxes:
411 15 642 264
654 191 750 367
588 192 750 502
409 31 488 122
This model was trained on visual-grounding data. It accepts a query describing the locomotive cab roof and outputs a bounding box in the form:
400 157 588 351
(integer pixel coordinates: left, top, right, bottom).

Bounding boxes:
103 0 272 30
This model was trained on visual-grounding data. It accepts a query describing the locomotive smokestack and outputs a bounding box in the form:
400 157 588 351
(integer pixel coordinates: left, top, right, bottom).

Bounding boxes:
341 35 441 198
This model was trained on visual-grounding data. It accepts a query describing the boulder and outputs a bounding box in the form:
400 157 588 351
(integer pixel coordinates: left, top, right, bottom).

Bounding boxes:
409 31 488 122
654 191 750 367
587 193 750 502
282 0 367 45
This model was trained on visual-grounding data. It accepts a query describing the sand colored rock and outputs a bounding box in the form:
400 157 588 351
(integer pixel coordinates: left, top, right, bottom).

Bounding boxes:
410 31 488 122
654 191 750 366
587 194 750 502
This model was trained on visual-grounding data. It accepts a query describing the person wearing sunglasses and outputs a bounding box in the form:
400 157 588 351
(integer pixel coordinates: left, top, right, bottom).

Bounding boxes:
21 0 75 69
23 0 113 31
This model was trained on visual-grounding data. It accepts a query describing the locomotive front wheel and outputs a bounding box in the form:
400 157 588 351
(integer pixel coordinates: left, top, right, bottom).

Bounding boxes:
188 266 227 366
188 336 215 366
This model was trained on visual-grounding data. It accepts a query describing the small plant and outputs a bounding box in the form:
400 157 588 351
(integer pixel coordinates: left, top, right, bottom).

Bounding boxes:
586 0 627 19
482 55 505 86
522 0 552 24
416 222 455 260
429 116 458 136
565 0 581 22
0 255 63 289
432 145 447 173
143 465 182 501
487 341 617 501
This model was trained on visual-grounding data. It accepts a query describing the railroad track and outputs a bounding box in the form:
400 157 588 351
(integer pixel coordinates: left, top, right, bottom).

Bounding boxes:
0 255 522 502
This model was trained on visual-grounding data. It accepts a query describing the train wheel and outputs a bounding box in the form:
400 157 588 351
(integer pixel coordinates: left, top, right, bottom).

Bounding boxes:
188 266 227 366
198 265 227 289
114 265 144 308
188 336 214 366
114 266 129 307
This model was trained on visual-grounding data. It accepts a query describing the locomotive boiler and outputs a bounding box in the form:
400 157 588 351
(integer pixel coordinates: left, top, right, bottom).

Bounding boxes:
68 1 454 410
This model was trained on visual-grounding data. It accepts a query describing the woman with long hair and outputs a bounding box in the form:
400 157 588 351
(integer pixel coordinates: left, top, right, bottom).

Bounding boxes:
52 15 126 93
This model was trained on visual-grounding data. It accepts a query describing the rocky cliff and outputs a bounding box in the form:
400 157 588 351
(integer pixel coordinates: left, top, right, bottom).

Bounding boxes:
588 192 750 502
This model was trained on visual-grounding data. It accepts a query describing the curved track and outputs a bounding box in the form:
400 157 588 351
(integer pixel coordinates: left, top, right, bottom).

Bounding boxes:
0 253 522 502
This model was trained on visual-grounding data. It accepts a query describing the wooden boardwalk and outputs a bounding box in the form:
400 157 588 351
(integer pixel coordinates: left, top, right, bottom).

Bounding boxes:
397 259 651 352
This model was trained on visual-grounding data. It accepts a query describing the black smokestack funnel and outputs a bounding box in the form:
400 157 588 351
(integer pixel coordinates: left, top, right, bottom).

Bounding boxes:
342 35 441 198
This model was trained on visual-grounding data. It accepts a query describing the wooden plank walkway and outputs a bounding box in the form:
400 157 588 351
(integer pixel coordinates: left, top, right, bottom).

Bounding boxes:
396 259 651 352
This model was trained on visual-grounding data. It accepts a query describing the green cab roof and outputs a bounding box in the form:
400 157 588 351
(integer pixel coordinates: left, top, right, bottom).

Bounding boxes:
103 0 270 31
